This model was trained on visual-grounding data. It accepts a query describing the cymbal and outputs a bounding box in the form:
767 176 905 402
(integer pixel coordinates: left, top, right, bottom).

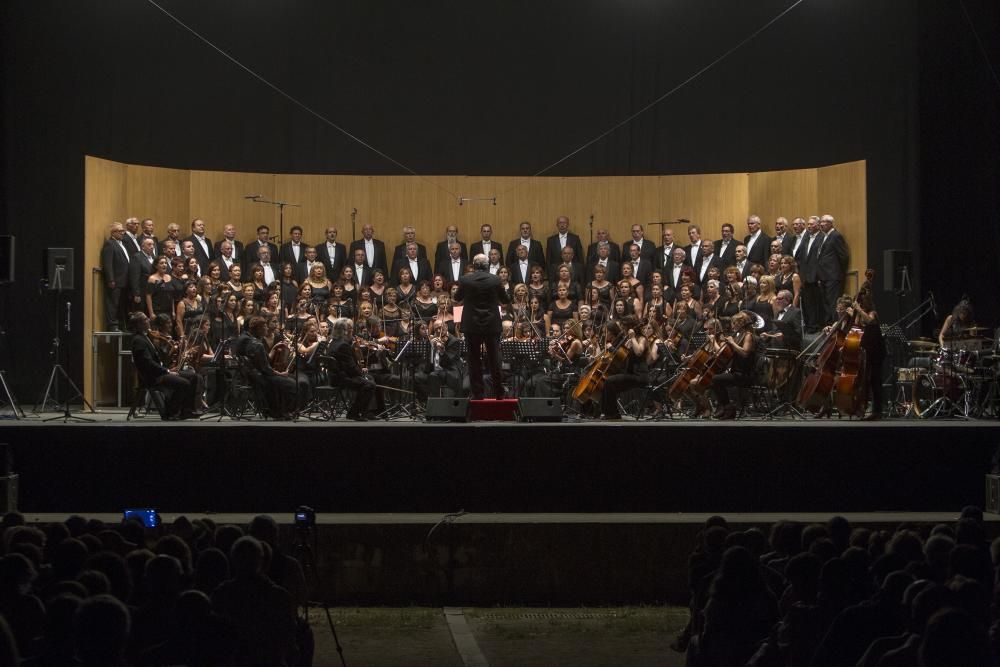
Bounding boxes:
966 326 992 334
909 340 939 350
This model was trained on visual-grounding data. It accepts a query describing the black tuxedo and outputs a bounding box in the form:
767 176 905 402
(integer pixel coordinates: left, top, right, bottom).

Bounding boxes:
654 244 681 271
693 256 723 284
186 234 215 272
714 239 737 268
278 241 309 266
244 241 279 268
349 238 388 274
789 235 808 265
232 332 297 418
685 243 705 270
454 270 510 399
506 239 546 270
470 239 503 262
743 232 772 266
586 259 620 284
131 333 196 417
779 234 796 255
507 259 532 286
816 229 849 324
416 334 466 399
101 238 131 329
392 242 428 265
128 251 157 302
213 238 245 265
586 241 621 266
122 233 142 257
435 240 468 268
315 241 347 280
390 256 432 286
350 263 375 288
735 260 753 280
436 257 470 284
770 306 803 351
664 263 688 291
545 233 584 268
621 238 656 264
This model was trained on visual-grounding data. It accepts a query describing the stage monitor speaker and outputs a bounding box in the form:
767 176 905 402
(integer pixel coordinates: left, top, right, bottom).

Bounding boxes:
883 249 912 292
45 247 75 290
0 236 14 284
518 398 562 422
425 397 469 422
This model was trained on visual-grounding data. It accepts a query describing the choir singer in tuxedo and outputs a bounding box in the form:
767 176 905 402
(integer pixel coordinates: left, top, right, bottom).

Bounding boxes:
454 254 511 399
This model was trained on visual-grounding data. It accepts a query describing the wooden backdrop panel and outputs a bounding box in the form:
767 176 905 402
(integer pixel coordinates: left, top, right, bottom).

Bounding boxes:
747 168 819 235
125 164 190 234
818 160 867 285
274 174 370 245
84 156 127 406
188 171 275 243
657 173 749 244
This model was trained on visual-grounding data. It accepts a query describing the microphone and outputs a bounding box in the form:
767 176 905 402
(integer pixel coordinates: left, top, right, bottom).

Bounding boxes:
244 194 261 199
930 291 939 319
677 218 691 223
66 302 72 332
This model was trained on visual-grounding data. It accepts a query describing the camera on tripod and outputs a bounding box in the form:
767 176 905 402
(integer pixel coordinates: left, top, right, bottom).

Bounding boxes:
294 505 316 531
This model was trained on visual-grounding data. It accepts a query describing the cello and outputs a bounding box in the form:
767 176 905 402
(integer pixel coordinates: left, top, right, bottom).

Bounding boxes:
571 331 628 404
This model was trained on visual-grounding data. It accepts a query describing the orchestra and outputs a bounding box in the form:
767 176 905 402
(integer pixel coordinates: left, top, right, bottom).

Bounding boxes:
103 215 996 421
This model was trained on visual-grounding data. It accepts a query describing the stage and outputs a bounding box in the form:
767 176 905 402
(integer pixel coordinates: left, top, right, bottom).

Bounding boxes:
1 411 997 516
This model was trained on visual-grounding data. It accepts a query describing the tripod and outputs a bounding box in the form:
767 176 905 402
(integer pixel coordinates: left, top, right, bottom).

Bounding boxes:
37 267 94 421
293 523 347 667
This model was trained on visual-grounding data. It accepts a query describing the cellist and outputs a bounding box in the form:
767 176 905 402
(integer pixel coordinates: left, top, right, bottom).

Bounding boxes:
709 311 758 419
599 316 649 420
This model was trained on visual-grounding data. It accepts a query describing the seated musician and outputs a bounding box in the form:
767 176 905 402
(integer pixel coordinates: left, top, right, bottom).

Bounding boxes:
414 319 467 401
326 317 379 421
129 311 199 420
759 290 802 351
599 316 649 420
532 320 584 397
938 300 975 349
295 319 328 400
709 311 758 419
232 315 298 419
663 302 698 355
684 317 725 419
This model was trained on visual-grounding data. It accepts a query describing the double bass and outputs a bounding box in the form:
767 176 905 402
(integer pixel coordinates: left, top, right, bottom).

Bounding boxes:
833 270 875 416
795 269 873 414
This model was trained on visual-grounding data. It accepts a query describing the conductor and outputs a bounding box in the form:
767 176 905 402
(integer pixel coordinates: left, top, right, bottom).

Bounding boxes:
454 253 511 399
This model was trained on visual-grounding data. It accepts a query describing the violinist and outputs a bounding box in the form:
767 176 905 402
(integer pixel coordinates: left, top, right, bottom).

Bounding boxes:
296 318 327 401
432 294 456 335
709 310 758 419
685 318 725 419
129 311 199 420
643 284 671 325
701 280 722 320
674 284 703 322
759 290 802 351
599 317 648 420
232 315 297 420
415 319 467 401
526 295 548 335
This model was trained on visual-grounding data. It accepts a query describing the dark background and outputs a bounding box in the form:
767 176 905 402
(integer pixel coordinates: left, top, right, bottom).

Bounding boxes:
1 0 997 400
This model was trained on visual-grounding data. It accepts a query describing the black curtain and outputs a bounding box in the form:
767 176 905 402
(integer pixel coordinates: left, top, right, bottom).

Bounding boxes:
1 0 995 399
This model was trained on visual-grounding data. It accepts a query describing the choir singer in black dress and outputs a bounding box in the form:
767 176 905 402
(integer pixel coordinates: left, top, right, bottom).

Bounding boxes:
454 254 511 399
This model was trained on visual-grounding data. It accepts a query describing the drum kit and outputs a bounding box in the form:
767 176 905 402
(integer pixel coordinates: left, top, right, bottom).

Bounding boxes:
894 327 1000 418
